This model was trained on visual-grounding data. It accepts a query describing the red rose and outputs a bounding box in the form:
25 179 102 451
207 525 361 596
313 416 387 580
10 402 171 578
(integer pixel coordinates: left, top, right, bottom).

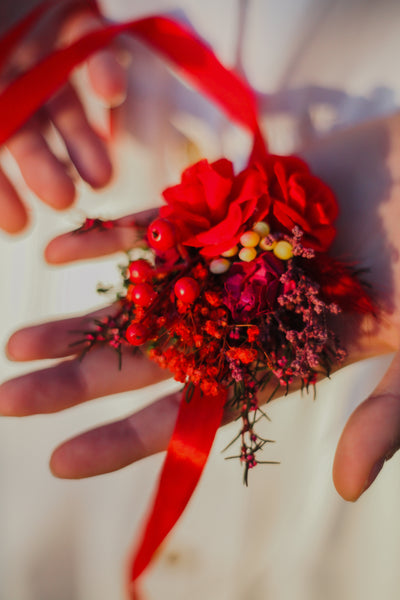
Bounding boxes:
266 155 338 252
160 159 270 257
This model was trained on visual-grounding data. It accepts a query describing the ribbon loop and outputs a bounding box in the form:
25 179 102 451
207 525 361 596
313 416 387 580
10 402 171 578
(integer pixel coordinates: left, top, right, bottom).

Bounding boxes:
0 13 267 161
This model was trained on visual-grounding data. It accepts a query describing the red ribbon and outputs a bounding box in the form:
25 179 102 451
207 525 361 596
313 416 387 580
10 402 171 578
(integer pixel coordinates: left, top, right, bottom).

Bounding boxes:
0 5 266 596
128 386 227 597
0 9 267 162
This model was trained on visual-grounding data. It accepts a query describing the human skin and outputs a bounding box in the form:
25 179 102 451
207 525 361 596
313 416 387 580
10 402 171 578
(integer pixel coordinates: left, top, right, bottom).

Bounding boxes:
0 0 127 233
1 112 400 502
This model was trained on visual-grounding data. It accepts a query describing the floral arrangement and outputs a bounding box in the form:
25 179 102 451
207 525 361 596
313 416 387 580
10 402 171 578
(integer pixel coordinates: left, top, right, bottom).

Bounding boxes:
79 154 373 483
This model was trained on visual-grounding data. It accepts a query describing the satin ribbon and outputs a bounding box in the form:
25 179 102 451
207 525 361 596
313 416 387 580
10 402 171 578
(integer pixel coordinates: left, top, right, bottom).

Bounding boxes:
128 386 227 597
0 5 266 596
0 8 267 162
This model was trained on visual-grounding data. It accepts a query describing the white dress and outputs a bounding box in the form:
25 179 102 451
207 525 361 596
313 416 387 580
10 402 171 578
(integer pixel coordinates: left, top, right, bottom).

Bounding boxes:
0 1 399 599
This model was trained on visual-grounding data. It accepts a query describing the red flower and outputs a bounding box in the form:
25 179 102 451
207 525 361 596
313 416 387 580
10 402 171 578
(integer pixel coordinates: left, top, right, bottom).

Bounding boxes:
226 347 258 364
160 159 270 257
265 155 338 252
222 252 284 321
247 325 260 342
310 254 376 314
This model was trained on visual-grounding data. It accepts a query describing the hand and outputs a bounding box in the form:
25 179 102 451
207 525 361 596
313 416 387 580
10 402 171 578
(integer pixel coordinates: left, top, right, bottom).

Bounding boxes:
302 112 400 500
2 114 400 502
0 0 127 233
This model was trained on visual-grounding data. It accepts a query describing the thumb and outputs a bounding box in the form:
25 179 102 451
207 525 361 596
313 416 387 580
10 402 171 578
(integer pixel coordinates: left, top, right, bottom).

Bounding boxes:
333 351 400 501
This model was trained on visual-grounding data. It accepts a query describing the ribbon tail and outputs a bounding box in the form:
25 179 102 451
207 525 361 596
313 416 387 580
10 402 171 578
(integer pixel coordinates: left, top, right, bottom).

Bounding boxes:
127 385 226 596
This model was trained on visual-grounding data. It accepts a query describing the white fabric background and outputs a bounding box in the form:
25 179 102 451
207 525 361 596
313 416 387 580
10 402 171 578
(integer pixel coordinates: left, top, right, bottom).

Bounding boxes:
0 1 399 599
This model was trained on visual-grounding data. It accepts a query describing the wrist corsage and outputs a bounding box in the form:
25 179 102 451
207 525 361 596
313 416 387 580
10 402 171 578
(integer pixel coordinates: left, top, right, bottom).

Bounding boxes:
84 152 372 478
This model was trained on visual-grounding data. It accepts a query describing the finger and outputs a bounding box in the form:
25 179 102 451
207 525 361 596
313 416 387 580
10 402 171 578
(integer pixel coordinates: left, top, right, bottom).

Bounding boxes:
0 164 28 233
50 383 256 480
50 392 180 478
45 209 157 264
6 305 117 361
6 120 76 209
0 346 168 416
46 83 112 189
45 223 139 264
61 11 127 106
333 351 400 501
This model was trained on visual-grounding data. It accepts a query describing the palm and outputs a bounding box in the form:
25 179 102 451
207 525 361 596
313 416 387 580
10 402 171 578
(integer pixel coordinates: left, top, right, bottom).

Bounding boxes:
304 114 400 358
303 114 400 498
2 114 400 501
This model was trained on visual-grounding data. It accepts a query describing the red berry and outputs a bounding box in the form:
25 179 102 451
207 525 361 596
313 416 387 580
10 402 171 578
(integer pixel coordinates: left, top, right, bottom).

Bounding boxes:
148 218 176 251
129 283 157 307
126 323 148 346
128 259 153 283
174 277 200 304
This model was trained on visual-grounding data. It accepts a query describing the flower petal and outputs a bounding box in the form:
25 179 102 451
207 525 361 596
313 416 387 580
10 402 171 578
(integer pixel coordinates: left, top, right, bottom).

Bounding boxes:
162 181 207 216
198 235 243 257
233 165 268 205
187 201 243 246
272 199 310 232
293 173 338 222
160 205 210 240
197 159 234 223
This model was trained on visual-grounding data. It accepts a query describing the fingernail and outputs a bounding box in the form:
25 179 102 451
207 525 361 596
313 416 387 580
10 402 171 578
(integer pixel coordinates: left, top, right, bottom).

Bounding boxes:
108 90 127 108
95 89 127 109
362 458 385 494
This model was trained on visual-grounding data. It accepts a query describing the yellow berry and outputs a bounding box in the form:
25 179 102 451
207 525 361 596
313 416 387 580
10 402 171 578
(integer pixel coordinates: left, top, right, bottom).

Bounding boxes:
253 221 270 237
209 258 231 274
240 231 260 248
221 245 239 257
259 237 276 251
273 240 293 260
239 247 257 262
